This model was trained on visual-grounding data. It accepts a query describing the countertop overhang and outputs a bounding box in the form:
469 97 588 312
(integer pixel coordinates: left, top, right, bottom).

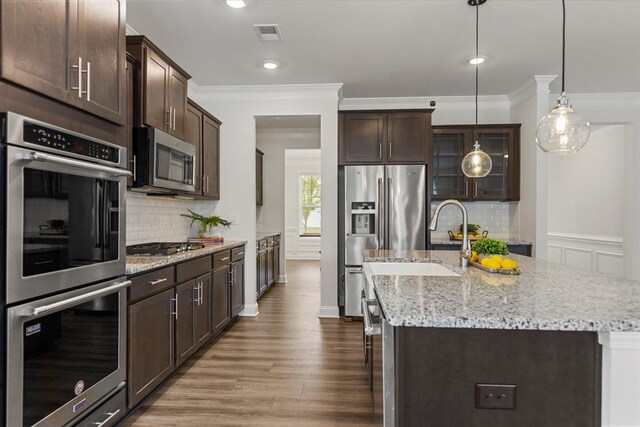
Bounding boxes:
363 250 640 332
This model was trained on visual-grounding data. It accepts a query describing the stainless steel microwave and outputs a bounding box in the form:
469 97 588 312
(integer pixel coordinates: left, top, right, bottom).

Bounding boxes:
132 127 196 193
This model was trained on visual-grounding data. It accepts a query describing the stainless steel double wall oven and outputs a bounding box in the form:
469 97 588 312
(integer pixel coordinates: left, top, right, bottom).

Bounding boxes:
2 113 130 427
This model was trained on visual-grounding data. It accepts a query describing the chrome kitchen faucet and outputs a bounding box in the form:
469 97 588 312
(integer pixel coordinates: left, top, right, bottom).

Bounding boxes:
429 199 471 267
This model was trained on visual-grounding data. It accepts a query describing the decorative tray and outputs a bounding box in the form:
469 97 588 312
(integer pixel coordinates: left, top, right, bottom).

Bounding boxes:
448 230 488 241
470 261 521 275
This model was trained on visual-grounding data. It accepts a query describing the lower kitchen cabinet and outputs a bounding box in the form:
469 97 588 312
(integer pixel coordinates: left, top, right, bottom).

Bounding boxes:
266 242 274 286
195 273 213 346
212 264 231 334
231 255 245 317
175 279 198 366
128 288 175 407
273 241 280 283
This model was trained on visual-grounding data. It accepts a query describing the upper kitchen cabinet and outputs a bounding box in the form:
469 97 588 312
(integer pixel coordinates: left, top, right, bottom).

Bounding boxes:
126 35 191 140
0 0 126 125
185 99 221 200
431 124 521 202
338 110 433 165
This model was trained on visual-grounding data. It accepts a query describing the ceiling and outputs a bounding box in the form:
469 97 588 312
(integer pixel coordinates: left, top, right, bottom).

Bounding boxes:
127 0 640 98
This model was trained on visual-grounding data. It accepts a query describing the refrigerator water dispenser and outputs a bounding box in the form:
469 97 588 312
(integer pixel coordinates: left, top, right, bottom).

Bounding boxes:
351 202 376 235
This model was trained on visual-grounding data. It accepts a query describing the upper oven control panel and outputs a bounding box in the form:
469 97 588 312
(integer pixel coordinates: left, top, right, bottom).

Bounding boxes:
23 123 120 163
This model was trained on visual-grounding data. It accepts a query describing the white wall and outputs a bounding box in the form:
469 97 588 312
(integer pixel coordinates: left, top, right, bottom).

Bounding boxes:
284 150 322 259
190 84 342 318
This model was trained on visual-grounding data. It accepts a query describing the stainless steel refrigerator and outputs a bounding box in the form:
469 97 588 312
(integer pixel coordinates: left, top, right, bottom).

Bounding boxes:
343 165 427 316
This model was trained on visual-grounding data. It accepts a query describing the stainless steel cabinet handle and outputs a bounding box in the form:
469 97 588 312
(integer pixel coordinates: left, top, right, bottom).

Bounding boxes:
378 141 382 159
362 298 382 336
86 61 91 102
166 110 171 127
34 260 54 266
171 294 178 320
200 283 203 305
348 269 363 275
29 152 132 177
220 256 230 261
377 177 383 250
236 252 244 256
27 281 131 318
172 107 176 130
388 141 392 159
71 57 83 98
92 409 121 427
148 278 167 286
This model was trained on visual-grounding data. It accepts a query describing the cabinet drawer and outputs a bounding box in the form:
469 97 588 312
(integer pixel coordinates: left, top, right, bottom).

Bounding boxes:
232 246 246 262
267 237 274 247
213 250 231 269
129 266 175 302
176 255 211 283
258 239 267 250
75 388 126 427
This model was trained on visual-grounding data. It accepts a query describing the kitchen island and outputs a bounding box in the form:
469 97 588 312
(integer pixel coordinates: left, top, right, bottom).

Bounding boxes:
362 250 640 427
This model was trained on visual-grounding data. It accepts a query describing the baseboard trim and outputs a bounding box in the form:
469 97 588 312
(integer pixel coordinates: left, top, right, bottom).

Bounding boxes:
318 306 340 318
239 303 259 317
276 274 287 284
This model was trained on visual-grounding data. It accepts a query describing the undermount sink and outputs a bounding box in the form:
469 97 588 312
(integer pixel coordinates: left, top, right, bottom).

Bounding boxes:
365 262 460 277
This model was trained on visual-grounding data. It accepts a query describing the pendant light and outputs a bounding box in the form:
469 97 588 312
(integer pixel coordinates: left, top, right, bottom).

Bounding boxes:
462 0 492 179
536 0 590 154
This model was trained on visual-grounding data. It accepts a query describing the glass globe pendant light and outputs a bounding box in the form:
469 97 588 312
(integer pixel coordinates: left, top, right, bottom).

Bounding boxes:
462 0 492 178
536 0 590 154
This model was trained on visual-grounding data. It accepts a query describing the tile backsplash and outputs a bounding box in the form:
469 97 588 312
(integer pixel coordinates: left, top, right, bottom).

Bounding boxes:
126 192 195 245
429 201 520 241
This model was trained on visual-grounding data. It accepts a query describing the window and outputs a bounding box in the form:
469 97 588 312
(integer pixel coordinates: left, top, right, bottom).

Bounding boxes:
299 174 321 236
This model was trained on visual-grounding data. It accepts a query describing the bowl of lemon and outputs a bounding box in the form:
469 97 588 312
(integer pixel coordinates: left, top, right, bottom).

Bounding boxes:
470 238 520 275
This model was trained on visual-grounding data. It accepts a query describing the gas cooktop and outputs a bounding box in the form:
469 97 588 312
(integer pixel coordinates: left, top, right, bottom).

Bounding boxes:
126 242 205 256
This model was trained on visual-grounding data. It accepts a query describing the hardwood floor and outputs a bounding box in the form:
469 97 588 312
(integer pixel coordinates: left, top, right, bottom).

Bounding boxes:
123 260 378 426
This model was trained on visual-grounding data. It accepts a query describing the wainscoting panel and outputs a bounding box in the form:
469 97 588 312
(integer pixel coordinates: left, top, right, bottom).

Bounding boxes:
547 232 624 278
285 227 321 260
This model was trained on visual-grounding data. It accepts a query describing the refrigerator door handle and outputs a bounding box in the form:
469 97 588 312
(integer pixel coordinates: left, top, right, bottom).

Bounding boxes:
377 177 383 250
387 177 393 248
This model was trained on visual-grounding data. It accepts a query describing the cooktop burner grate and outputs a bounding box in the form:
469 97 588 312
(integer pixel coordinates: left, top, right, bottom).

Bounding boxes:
126 242 205 256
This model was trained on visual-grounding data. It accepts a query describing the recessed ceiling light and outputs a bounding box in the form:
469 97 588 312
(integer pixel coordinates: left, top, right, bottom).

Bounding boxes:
226 0 247 8
469 56 485 65
263 62 278 70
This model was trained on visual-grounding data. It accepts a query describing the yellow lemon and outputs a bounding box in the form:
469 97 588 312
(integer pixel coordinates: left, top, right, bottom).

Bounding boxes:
501 259 519 269
471 251 479 263
491 255 503 263
481 258 501 269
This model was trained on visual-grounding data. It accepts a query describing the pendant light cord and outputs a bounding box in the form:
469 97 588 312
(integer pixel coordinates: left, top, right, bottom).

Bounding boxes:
475 3 479 132
561 0 565 94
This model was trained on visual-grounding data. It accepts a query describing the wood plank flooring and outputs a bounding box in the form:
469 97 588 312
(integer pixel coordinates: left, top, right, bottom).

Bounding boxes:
123 260 378 426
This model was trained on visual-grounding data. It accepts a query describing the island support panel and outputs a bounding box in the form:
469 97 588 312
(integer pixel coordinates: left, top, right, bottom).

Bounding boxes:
394 327 601 427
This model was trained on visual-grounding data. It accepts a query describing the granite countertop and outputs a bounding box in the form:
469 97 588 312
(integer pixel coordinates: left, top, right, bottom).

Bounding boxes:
256 231 281 240
126 240 247 275
430 239 533 246
363 250 640 332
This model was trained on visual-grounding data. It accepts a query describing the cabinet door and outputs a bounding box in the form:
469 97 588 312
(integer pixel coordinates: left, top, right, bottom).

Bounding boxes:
1 0 75 105
195 273 212 346
168 67 188 139
202 116 220 199
186 102 203 194
175 280 197 367
258 251 268 295
387 113 429 163
472 128 515 201
212 267 231 334
432 128 472 201
79 0 125 125
273 244 280 283
128 288 175 407
266 248 274 286
231 260 245 317
126 56 136 187
256 150 264 205
343 114 385 164
143 49 170 131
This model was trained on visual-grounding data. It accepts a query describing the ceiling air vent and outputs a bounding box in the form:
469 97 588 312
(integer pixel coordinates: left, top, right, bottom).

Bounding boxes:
254 24 282 42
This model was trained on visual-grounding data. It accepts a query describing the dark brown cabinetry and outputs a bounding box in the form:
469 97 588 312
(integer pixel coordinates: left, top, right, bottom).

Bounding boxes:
257 240 268 297
256 235 280 300
175 279 197 366
431 124 521 202
195 273 213 346
273 237 280 284
126 36 191 140
266 238 275 286
125 53 138 187
0 0 126 125
256 149 264 206
339 110 433 165
231 248 245 317
185 99 221 200
212 263 231 334
128 288 175 407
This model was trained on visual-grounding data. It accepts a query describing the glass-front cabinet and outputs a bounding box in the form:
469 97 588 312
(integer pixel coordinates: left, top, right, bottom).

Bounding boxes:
431 125 520 202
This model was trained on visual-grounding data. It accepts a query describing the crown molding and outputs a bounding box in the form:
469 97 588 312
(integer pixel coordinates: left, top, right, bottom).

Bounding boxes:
549 92 640 110
508 75 557 108
190 83 344 102
339 95 510 111
125 23 140 36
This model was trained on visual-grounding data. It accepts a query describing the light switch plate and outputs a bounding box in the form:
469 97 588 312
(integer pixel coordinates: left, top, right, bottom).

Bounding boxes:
475 384 516 410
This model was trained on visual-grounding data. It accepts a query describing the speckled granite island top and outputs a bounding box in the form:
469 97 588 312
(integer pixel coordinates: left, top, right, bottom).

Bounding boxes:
126 240 247 275
363 250 640 332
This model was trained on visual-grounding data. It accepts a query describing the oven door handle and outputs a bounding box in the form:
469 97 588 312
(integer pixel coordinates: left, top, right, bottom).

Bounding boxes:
362 298 382 336
25 280 132 318
29 152 132 177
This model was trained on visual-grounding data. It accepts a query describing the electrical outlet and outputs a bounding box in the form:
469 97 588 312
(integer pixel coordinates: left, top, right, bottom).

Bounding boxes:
229 214 239 225
475 384 516 410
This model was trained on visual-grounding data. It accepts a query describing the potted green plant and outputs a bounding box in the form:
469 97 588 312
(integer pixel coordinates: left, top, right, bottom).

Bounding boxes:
471 238 509 258
181 209 233 238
